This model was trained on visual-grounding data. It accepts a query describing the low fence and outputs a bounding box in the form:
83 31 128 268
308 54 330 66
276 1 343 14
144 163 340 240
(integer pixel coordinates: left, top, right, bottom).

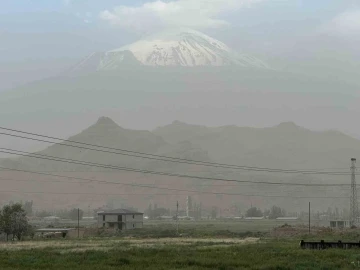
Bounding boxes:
300 240 360 249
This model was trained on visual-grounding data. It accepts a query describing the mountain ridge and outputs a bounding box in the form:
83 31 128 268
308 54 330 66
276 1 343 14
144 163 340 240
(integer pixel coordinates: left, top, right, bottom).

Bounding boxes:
2 117 359 172
154 119 360 169
0 117 356 211
1 117 212 172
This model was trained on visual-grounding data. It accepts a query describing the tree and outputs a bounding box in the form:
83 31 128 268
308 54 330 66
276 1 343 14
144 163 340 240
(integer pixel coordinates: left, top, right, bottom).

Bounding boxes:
69 208 83 221
55 209 71 219
11 212 30 241
152 208 169 219
269 206 286 219
23 201 33 216
0 203 29 241
246 207 263 217
35 210 52 218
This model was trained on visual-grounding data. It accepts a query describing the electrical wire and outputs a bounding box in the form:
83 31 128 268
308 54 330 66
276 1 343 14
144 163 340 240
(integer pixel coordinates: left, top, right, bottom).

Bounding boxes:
0 127 353 174
0 148 352 187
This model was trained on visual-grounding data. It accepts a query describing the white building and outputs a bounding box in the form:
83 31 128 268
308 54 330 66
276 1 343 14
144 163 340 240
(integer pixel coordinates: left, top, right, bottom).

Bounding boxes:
97 209 143 230
275 217 299 221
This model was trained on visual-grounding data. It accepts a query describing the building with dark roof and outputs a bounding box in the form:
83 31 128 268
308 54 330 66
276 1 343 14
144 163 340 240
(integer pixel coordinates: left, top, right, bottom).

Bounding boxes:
97 209 143 230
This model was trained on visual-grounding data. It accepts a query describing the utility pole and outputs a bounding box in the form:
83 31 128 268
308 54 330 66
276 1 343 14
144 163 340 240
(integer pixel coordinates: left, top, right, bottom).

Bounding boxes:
350 158 358 227
176 201 179 235
308 202 311 234
186 196 192 217
77 208 80 238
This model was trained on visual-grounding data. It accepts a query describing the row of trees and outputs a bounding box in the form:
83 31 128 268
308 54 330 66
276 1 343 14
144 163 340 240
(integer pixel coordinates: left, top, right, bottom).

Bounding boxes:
246 205 287 219
36 208 84 220
0 203 31 241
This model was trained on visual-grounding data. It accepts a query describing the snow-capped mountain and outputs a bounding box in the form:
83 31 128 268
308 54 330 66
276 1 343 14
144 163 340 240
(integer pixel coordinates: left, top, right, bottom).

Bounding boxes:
71 28 269 71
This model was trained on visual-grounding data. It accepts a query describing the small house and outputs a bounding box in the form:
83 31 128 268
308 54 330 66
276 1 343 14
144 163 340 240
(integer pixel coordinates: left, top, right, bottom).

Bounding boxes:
329 220 350 229
97 209 143 230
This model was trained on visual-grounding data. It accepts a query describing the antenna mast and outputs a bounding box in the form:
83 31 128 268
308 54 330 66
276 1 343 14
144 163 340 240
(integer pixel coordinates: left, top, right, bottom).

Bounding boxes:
350 158 358 227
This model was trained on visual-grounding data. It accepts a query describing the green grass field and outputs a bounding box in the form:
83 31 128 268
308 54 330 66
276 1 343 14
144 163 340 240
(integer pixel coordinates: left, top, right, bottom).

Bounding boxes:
2 220 360 269
1 238 360 270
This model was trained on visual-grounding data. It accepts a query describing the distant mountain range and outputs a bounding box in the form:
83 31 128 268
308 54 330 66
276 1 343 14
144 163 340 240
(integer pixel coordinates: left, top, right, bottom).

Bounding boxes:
2 117 211 172
1 117 355 210
154 120 360 169
4 117 359 173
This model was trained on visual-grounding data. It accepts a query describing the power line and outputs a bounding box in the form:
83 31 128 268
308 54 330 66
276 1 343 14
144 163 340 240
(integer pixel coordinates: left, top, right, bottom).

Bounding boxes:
0 148 352 186
0 166 350 199
0 183 349 199
0 127 352 174
0 171 351 197
1 131 337 174
0 134 353 176
0 126 353 201
0 190 183 196
0 189 349 199
0 175 351 193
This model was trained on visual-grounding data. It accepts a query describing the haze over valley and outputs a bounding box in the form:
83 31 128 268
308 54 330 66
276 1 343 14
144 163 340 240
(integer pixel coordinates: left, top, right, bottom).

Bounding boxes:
1 0 360 216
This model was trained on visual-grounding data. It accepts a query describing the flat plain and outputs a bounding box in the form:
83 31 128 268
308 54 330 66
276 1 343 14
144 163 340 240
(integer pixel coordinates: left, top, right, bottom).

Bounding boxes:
1 220 360 269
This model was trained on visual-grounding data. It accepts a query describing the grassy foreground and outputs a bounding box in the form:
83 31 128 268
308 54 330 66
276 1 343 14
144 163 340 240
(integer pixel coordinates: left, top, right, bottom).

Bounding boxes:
1 237 360 270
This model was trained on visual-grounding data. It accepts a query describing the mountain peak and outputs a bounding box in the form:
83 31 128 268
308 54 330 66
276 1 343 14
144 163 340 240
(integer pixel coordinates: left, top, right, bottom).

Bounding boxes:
98 28 269 68
94 116 119 128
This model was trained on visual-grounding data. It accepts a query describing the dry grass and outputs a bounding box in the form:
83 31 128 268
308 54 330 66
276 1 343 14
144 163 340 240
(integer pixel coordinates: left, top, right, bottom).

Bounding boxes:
125 237 260 248
0 237 259 253
0 241 105 251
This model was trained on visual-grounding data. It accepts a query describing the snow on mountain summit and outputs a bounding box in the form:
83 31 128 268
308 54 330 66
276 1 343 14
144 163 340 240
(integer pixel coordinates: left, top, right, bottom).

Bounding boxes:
98 28 270 69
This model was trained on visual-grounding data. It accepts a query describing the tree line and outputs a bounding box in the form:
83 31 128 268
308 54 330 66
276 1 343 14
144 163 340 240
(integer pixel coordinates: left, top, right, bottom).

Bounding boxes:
35 208 84 220
246 205 287 219
0 203 32 241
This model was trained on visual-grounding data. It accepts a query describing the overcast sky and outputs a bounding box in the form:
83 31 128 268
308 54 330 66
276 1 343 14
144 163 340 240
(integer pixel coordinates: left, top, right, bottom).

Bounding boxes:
0 0 359 89
1 0 360 148
1 0 359 56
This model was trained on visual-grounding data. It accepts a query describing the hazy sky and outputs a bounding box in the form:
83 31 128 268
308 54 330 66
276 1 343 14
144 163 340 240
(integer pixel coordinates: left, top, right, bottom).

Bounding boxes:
1 0 359 56
0 0 360 152
2 1 360 212
0 0 359 95
1 0 358 32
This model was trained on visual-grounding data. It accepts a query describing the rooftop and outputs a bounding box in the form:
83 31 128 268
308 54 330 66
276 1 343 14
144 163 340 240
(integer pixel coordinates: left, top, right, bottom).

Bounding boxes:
97 209 143 215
